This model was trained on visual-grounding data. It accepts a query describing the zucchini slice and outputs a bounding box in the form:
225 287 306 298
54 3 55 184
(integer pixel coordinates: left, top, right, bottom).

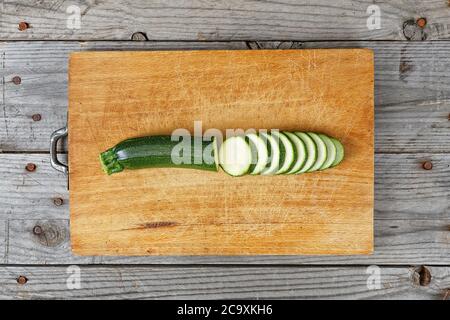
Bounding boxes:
219 136 252 177
246 133 269 175
330 137 345 167
306 132 327 172
319 134 337 170
271 131 295 174
284 131 306 174
260 132 280 175
294 132 316 173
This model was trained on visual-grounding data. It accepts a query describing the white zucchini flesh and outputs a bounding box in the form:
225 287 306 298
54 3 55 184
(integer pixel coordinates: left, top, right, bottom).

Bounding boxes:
284 132 306 174
294 132 317 173
218 136 252 176
246 133 269 175
271 131 295 174
318 134 337 170
213 137 220 171
306 132 327 172
330 138 345 167
260 132 280 175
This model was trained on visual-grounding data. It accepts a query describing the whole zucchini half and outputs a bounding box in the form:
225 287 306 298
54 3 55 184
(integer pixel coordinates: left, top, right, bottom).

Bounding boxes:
100 135 219 175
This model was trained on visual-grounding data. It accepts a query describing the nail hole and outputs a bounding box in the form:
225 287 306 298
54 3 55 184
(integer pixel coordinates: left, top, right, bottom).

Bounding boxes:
416 18 427 28
18 22 29 31
422 161 433 170
17 275 28 285
25 163 36 172
32 114 41 121
12 76 21 85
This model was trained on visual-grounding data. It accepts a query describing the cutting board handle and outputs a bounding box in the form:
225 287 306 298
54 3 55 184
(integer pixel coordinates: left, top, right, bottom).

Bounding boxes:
50 126 68 174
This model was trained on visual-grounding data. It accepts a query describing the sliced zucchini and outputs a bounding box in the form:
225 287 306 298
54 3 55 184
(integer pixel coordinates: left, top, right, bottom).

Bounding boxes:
319 134 337 170
284 132 306 174
271 131 294 174
330 137 345 167
218 136 252 176
306 132 327 172
246 133 269 175
260 132 280 175
294 132 316 173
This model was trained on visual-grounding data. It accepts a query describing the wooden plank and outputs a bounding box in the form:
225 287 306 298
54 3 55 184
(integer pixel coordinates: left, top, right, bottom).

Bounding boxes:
68 49 374 256
1 41 450 152
1 154 448 264
2 153 448 221
1 265 449 299
1 1 450 40
6 218 449 265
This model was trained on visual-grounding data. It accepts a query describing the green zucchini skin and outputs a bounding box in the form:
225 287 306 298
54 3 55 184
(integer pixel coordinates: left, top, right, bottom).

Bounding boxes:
100 135 218 175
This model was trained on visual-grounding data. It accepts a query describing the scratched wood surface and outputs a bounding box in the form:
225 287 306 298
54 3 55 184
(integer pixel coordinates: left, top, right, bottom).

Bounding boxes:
68 49 374 255
0 0 449 299
1 0 450 41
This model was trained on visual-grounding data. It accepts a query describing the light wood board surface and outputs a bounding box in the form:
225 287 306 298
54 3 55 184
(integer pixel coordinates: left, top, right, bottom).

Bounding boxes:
68 49 374 255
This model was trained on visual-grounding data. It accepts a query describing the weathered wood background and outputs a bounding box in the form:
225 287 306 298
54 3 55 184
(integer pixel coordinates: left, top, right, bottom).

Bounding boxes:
0 0 449 299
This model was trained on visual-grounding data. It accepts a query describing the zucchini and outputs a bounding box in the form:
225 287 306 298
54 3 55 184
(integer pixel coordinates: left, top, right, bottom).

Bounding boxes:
246 133 269 175
100 131 345 176
260 132 281 175
272 131 294 174
218 136 252 177
100 135 218 175
306 133 327 172
330 137 345 167
319 134 337 170
284 132 306 174
294 132 316 173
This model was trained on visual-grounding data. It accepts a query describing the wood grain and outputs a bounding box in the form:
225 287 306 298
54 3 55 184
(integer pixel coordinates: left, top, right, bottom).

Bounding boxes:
1 41 450 153
68 49 374 255
0 152 448 264
1 265 449 299
6 218 449 265
1 1 450 40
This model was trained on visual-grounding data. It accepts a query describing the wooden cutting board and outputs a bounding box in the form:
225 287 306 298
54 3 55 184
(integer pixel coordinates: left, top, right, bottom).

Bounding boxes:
69 49 374 256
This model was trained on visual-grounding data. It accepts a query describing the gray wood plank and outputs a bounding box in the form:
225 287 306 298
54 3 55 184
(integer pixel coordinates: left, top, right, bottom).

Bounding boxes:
1 265 449 299
2 153 448 265
1 41 450 152
1 1 450 41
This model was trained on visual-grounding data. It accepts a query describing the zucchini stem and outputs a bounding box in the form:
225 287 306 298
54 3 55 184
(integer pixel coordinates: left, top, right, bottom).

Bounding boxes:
100 148 124 175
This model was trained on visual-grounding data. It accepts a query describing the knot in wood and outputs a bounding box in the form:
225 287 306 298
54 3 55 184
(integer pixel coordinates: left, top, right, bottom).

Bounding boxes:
32 222 67 247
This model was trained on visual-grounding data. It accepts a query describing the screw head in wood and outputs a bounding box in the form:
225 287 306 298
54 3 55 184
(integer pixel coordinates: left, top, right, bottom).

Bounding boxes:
53 197 64 206
25 163 36 172
12 76 21 85
422 161 433 170
18 21 29 31
32 113 41 121
17 275 28 285
416 18 427 28
33 225 43 235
